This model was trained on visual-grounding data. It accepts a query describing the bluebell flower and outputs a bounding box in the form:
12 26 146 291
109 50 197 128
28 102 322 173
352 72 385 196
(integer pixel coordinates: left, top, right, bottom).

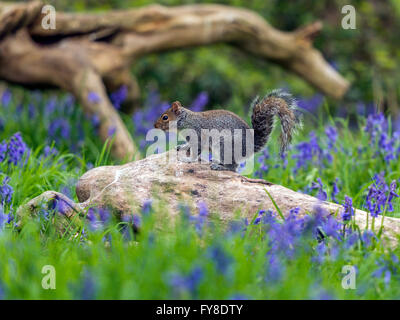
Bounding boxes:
1 90 11 107
80 270 96 300
0 206 9 230
49 119 70 140
0 176 13 205
331 178 340 203
320 215 342 240
313 242 327 264
361 230 376 247
372 255 399 287
142 199 153 216
87 92 101 104
86 207 111 231
228 293 250 300
188 201 209 235
0 140 7 163
297 94 323 113
292 132 323 173
110 85 128 110
342 195 354 222
50 194 75 215
387 180 399 212
107 126 116 136
168 266 203 298
44 97 57 115
190 92 208 112
265 253 285 283
7 132 29 165
207 245 232 275
310 178 328 201
365 173 391 217
43 145 58 158
253 209 266 225
121 214 141 240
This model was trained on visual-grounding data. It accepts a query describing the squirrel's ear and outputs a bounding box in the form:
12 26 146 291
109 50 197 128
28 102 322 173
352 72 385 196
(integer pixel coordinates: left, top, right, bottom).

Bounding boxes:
171 101 182 115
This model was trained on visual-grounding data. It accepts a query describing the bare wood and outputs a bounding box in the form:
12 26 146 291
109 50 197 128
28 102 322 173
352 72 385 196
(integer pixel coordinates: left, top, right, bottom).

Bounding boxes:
29 4 350 99
0 1 351 161
0 29 138 160
0 1 42 38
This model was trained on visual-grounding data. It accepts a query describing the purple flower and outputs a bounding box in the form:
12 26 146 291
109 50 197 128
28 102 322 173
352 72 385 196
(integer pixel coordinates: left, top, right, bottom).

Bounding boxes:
331 179 340 203
44 97 57 116
190 92 209 112
0 140 7 163
7 133 29 165
372 255 399 287
320 215 342 240
207 245 232 275
361 230 376 247
188 201 209 235
87 92 101 104
387 180 399 212
168 266 203 298
365 173 392 217
86 207 111 231
142 199 153 216
50 194 75 215
325 126 338 149
110 85 128 110
43 146 58 158
342 195 354 222
107 126 116 137
311 178 328 201
365 113 386 140
121 214 141 240
265 254 285 283
49 119 70 140
254 209 266 225
80 270 96 300
0 177 13 205
1 90 11 107
0 205 13 230
297 94 323 113
292 132 323 173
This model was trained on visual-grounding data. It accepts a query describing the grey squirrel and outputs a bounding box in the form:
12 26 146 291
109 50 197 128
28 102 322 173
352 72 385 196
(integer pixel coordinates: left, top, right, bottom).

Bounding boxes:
154 89 302 171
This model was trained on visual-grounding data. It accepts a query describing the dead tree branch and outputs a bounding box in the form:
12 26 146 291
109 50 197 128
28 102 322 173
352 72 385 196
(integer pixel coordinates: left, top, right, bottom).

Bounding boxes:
0 1 350 160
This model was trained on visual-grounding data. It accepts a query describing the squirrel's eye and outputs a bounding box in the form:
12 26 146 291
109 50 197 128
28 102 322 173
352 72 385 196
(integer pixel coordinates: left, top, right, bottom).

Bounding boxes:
162 115 168 121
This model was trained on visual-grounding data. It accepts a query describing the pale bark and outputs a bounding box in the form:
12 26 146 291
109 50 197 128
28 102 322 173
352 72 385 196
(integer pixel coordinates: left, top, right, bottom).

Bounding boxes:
0 1 350 160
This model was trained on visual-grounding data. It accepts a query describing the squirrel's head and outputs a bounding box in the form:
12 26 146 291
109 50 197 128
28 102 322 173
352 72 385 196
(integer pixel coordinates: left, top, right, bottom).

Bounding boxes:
154 101 183 131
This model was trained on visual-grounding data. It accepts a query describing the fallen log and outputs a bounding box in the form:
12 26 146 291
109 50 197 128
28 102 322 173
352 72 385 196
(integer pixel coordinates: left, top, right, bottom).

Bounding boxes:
17 150 400 245
0 1 349 160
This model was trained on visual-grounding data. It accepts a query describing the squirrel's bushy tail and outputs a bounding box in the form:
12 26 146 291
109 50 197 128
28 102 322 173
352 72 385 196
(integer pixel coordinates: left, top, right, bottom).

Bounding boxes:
251 89 302 154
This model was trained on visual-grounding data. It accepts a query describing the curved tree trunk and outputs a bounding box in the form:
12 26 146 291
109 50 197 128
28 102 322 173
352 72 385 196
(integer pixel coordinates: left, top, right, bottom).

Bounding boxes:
0 1 350 160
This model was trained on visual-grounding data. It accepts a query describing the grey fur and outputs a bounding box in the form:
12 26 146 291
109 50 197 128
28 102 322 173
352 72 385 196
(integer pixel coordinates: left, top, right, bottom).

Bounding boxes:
174 89 301 171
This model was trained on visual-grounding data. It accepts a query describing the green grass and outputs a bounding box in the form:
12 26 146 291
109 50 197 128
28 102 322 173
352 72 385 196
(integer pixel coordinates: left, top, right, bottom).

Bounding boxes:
0 88 400 299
